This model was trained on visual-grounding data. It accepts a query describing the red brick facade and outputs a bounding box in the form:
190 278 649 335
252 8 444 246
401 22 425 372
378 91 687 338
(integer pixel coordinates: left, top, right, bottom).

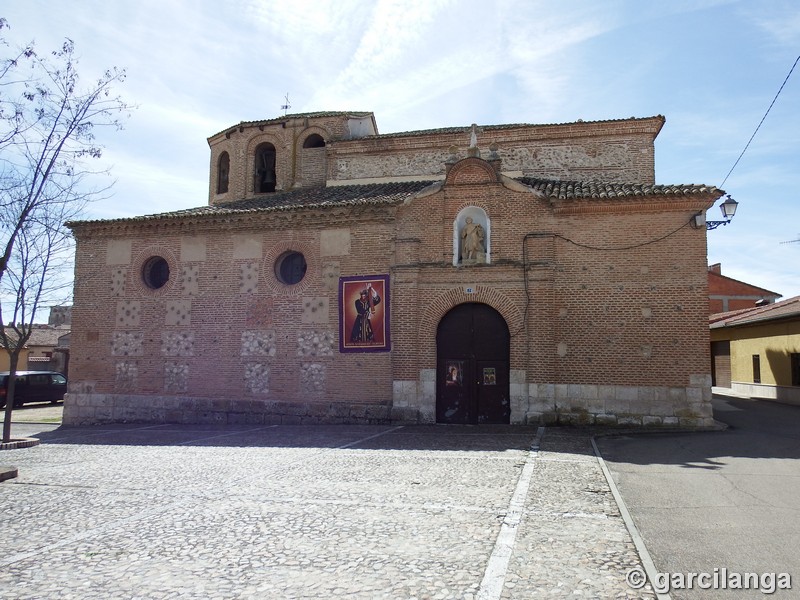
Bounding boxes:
65 112 721 427
708 263 781 314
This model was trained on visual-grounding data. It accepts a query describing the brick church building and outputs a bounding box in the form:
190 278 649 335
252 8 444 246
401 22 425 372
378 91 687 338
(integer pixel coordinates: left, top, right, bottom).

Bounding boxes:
65 111 722 427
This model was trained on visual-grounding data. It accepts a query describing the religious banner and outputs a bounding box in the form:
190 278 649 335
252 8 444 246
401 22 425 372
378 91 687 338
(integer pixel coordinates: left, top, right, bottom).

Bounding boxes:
339 275 391 353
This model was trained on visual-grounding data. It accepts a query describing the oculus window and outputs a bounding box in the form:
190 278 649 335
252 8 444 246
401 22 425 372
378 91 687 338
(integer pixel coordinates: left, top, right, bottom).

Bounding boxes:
143 256 170 289
274 251 307 285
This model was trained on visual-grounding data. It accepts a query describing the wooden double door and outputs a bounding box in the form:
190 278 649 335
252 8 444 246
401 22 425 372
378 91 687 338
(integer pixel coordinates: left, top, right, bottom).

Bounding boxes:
436 303 510 424
711 341 731 387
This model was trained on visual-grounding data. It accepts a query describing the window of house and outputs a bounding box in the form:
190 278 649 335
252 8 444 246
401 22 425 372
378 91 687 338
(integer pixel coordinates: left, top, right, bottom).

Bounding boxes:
143 256 170 289
255 143 277 193
752 354 761 384
303 134 326 149
274 251 307 285
217 151 230 194
792 353 800 387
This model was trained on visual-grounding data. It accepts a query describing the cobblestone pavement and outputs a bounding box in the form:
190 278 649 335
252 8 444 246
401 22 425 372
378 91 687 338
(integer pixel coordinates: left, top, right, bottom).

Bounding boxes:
0 422 656 599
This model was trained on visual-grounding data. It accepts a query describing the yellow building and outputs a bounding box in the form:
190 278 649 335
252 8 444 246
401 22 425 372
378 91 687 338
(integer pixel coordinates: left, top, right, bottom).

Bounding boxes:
710 295 800 405
1 348 30 372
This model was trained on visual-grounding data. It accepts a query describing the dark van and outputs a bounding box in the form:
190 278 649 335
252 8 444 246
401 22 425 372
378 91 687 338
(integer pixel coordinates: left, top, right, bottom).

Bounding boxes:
0 371 67 408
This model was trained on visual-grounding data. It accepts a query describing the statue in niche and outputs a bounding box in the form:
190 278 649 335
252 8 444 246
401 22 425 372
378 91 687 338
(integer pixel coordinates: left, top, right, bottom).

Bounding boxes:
461 217 486 263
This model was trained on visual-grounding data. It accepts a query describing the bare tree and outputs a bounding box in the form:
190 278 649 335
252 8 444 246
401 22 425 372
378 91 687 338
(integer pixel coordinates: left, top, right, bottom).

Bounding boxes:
0 19 131 442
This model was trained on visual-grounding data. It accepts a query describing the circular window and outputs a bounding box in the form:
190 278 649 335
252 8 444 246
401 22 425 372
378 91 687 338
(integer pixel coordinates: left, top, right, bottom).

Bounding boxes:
142 256 170 289
274 251 307 285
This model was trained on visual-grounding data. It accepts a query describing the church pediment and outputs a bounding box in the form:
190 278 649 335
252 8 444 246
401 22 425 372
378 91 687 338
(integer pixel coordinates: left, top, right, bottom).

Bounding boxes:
444 157 501 186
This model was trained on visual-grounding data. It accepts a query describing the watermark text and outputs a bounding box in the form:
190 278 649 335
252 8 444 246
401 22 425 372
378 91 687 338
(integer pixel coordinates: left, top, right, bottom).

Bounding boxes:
626 567 792 595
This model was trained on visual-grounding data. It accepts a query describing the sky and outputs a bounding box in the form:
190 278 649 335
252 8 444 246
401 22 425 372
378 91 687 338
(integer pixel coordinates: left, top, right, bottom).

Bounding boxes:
3 0 800 301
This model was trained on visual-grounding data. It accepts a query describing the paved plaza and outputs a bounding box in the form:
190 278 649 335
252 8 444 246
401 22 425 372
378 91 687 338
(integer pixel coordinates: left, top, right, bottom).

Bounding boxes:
0 419 655 599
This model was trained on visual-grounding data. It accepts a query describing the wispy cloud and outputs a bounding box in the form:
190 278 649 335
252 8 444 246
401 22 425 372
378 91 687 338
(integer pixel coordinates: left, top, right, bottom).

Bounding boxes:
90 148 208 219
743 1 800 46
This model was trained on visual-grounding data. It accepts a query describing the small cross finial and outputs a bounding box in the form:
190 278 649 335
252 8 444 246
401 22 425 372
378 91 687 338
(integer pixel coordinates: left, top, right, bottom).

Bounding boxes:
469 123 478 148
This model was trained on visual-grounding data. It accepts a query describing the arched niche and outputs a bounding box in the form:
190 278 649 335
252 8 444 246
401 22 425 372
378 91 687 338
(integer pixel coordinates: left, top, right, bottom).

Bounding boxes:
302 133 326 148
453 207 490 266
254 142 277 194
299 131 328 188
216 151 230 194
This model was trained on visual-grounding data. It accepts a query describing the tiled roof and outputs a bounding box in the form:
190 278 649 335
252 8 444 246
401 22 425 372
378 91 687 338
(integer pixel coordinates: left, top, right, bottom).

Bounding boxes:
192 180 431 213
210 113 664 142
209 111 374 139
367 115 665 140
517 178 722 200
2 325 69 348
68 181 436 226
68 176 720 228
708 307 755 325
710 295 800 328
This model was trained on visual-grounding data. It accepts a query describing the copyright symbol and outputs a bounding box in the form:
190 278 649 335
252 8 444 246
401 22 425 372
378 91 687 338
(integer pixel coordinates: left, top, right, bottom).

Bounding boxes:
626 567 647 589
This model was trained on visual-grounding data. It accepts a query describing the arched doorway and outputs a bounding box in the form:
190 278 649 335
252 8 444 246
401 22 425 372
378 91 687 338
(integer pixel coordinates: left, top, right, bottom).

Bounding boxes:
436 303 510 424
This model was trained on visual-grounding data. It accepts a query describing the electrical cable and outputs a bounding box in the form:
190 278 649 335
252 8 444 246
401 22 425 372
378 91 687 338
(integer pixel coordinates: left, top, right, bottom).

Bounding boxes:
719 54 799 189
553 219 693 251
512 216 696 338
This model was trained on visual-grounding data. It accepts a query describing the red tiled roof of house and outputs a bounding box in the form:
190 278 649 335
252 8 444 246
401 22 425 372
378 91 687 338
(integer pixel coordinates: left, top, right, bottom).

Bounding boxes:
710 295 800 328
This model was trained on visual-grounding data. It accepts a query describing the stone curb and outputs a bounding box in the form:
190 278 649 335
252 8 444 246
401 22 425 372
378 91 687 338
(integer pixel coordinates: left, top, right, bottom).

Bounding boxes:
591 437 671 600
588 421 729 600
0 466 19 481
0 437 40 451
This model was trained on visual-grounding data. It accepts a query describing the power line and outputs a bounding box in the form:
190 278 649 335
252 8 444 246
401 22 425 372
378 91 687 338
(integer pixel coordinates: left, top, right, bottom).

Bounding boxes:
719 55 800 189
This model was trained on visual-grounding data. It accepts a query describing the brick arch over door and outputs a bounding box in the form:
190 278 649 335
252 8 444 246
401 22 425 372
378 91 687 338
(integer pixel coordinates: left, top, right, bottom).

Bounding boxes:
445 157 500 186
418 286 523 362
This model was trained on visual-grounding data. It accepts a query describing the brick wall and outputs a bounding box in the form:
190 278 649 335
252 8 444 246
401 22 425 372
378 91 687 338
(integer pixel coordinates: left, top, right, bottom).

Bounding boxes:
66 111 720 428
207 115 360 203
67 155 716 428
331 128 658 184
708 270 781 314
387 162 713 427
206 114 663 205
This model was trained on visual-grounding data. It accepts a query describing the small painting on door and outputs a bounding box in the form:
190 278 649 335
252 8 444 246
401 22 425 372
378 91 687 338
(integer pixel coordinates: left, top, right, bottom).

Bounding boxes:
446 360 465 387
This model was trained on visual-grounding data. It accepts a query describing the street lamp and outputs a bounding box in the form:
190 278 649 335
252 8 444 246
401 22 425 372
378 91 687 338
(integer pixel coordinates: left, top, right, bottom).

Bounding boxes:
694 195 739 230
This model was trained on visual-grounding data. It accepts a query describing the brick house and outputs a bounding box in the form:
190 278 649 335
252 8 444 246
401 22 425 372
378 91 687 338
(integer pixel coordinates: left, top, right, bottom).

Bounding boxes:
708 263 781 314
710 296 800 404
65 111 722 427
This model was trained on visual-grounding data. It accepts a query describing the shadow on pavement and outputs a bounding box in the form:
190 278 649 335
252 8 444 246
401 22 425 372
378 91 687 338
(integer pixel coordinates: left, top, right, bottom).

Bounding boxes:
597 396 800 468
23 422 544 452
16 396 797 460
